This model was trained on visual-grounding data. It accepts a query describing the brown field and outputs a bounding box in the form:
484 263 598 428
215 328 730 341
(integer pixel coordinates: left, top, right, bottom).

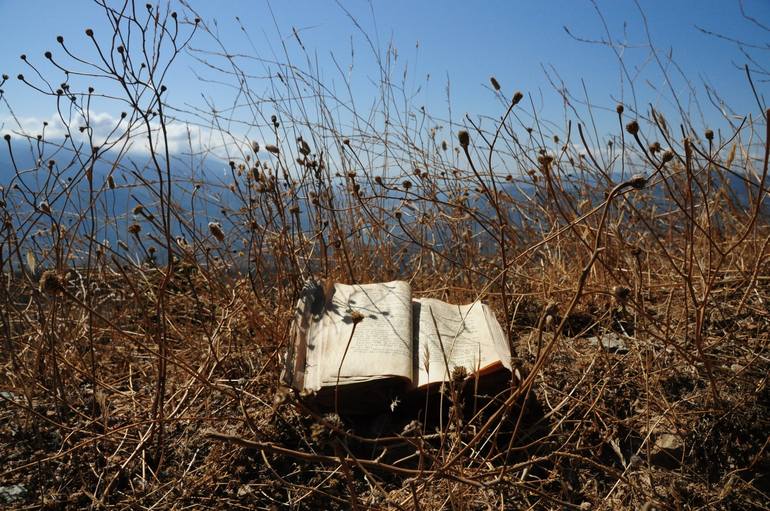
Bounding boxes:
1 2 769 509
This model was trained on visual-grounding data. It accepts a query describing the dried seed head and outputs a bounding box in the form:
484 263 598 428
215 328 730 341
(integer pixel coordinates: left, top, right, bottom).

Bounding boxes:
309 413 341 446
39 270 66 296
402 179 412 190
38 201 51 214
612 285 631 305
458 130 470 149
661 150 675 163
107 175 115 189
537 154 554 167
648 141 661 154
297 137 311 156
132 204 144 216
401 420 421 436
490 76 501 91
451 365 468 382
350 311 365 324
128 223 141 235
512 91 524 105
251 140 259 153
265 144 279 155
85 28 94 37
625 120 639 136
628 174 647 190
208 221 225 242
705 129 714 141
26 251 36 273
616 104 624 114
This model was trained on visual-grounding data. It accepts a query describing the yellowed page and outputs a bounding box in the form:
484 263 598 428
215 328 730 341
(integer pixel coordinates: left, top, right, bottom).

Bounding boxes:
281 291 314 390
414 298 511 387
304 281 414 390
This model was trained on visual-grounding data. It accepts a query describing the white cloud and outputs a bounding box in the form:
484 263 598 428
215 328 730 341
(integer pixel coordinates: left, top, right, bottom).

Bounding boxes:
0 111 244 160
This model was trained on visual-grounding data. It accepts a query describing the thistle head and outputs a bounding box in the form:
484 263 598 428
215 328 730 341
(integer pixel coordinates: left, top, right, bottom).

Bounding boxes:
628 174 647 190
458 130 470 149
39 270 66 296
208 221 225 242
612 285 631 305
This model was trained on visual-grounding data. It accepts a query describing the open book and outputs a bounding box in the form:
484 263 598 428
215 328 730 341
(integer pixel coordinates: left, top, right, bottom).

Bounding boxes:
282 281 512 411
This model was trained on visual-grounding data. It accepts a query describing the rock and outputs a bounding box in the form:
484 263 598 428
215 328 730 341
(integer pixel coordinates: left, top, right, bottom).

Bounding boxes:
651 433 683 467
0 484 27 504
585 332 629 353
655 433 682 451
237 485 254 498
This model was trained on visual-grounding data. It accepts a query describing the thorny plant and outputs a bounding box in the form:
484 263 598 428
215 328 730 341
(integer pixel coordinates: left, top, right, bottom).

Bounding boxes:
0 1 769 509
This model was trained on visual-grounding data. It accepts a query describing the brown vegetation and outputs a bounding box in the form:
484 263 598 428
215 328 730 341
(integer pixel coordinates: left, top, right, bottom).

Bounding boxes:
1 2 769 509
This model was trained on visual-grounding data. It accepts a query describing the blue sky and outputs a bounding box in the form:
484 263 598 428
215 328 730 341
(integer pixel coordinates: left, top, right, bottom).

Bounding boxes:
1 0 768 151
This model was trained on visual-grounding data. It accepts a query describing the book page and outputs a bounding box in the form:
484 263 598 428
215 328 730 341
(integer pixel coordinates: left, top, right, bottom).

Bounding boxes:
304 281 414 390
414 298 511 387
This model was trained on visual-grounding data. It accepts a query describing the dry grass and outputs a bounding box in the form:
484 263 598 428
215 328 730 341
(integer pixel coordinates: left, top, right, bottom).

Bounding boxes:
1 2 769 509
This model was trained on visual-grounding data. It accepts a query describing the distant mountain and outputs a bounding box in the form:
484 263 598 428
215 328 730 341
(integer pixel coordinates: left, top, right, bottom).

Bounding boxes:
2 139 766 269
